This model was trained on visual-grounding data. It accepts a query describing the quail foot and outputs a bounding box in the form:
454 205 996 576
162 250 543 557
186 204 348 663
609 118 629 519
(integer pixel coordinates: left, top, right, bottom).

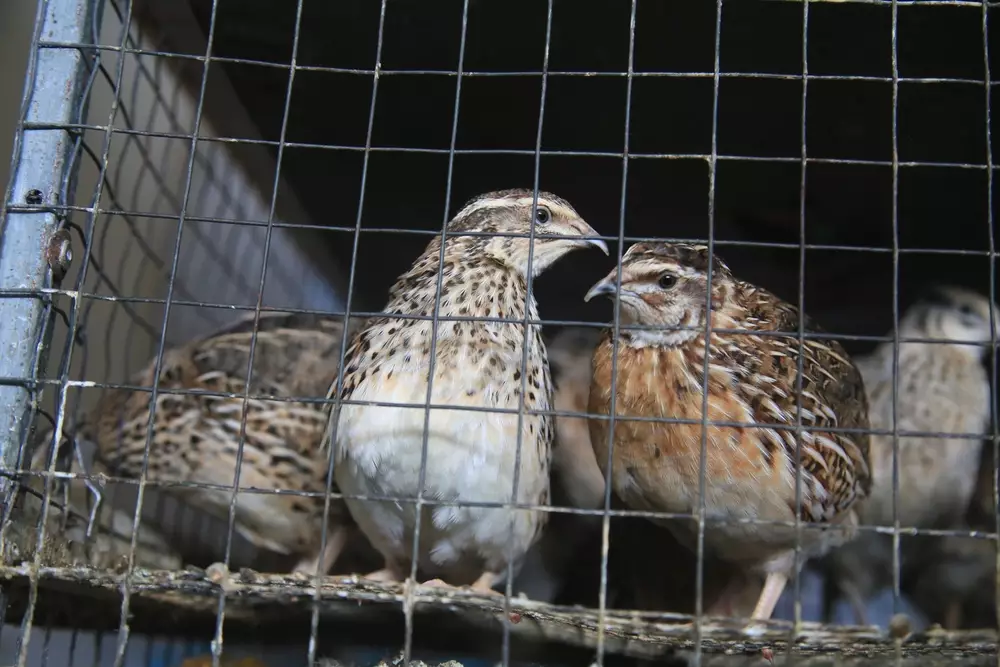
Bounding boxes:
585 242 872 625
329 189 608 595
85 311 364 576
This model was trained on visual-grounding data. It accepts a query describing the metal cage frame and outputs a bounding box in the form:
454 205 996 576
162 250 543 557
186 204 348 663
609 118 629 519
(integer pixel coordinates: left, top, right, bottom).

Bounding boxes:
1 1 999 667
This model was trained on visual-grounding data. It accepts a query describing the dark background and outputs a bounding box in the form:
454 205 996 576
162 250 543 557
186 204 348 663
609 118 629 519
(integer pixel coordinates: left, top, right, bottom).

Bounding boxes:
184 0 997 360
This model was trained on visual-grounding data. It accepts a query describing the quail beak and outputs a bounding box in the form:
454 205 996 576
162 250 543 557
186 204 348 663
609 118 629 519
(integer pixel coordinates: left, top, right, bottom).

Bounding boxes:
568 219 609 255
584 275 632 303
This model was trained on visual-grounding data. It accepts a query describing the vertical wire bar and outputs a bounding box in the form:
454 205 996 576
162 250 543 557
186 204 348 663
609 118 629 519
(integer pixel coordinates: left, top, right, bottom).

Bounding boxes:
500 3 555 667
693 2 725 664
53 2 105 505
320 1 387 660
404 2 471 665
113 0 222 665
980 0 999 656
0 0 95 508
791 0 810 648
889 0 903 627
13 0 134 664
0 0 68 651
596 3 637 666
208 0 308 665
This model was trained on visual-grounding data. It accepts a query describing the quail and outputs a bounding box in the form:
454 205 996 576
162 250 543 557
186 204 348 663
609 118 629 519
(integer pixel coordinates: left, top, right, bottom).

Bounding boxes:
82 311 364 575
509 326 608 603
329 189 608 593
823 286 998 625
585 242 872 623
548 325 608 511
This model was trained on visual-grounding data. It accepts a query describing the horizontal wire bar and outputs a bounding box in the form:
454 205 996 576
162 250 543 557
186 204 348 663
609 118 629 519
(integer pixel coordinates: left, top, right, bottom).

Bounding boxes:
13 374 991 441
4 294 998 348
13 123 1000 172
4 203 999 258
770 0 992 6
8 467 998 540
25 41 1000 86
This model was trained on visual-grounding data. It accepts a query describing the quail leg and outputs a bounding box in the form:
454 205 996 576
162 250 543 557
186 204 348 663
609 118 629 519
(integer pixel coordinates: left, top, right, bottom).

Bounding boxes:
358 553 407 582
292 524 350 576
841 580 870 626
364 565 405 582
944 600 963 630
749 571 789 621
419 578 459 590
467 570 505 596
708 572 762 619
419 572 504 596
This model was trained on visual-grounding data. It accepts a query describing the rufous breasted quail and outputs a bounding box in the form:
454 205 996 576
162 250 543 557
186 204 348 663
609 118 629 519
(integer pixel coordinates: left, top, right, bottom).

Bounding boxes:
585 242 872 624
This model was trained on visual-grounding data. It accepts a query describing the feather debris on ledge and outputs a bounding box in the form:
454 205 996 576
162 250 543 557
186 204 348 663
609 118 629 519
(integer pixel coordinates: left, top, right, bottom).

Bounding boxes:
1 433 182 571
0 565 995 664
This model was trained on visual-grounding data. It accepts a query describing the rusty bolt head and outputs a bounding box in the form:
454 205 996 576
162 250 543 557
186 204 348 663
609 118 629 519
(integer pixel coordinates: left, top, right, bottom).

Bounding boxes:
46 229 73 281
25 189 43 205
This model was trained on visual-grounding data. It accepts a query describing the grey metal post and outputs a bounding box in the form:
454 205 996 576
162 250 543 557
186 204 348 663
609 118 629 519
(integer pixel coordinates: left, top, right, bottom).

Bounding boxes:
0 0 100 509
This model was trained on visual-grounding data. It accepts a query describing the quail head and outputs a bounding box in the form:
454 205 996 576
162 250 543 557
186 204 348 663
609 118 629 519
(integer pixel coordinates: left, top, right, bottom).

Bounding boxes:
83 311 364 576
823 285 998 625
584 242 872 624
329 189 608 594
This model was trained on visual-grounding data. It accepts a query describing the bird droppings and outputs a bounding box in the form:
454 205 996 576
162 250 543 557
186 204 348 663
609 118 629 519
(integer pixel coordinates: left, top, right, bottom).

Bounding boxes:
206 561 231 585
890 613 912 641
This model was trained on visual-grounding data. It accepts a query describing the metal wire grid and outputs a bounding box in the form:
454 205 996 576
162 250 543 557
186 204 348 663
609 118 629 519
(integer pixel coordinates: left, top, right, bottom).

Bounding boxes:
0 0 998 666
1 0 342 664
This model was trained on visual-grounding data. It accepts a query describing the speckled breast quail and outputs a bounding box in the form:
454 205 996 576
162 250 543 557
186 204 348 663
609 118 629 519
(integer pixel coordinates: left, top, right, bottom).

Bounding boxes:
83 311 364 575
585 242 872 623
329 189 608 593
823 286 997 624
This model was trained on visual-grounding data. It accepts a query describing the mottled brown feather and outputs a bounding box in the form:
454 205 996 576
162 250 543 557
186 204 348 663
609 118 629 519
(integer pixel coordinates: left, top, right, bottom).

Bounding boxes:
83 311 364 565
328 189 605 588
588 242 871 572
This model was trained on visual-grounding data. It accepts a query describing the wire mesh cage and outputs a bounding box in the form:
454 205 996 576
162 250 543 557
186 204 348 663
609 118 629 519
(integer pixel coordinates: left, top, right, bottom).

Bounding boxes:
1 0 998 666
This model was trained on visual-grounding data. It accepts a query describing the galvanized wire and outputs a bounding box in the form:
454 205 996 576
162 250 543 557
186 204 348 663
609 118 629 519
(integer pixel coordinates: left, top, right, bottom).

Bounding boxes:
1 1 999 666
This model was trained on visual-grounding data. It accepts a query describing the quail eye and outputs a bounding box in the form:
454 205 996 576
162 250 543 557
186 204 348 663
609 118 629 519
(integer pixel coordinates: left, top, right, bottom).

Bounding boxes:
959 303 975 317
658 273 678 289
535 206 551 225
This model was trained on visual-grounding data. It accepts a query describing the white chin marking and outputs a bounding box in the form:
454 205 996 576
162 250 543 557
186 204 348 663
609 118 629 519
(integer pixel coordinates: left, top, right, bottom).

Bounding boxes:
623 327 691 348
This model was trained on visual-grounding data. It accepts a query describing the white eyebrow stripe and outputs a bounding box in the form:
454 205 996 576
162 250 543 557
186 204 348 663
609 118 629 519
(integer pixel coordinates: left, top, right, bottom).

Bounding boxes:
456 196 573 219
455 197 518 218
